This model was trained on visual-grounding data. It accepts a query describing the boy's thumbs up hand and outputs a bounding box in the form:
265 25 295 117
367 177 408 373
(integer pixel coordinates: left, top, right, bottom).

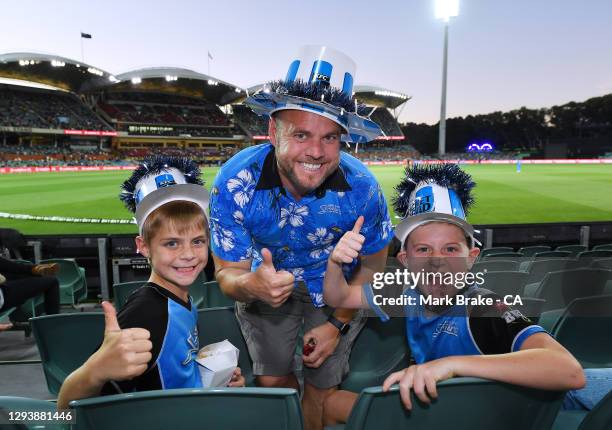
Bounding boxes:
250 248 295 308
87 301 153 385
330 216 366 265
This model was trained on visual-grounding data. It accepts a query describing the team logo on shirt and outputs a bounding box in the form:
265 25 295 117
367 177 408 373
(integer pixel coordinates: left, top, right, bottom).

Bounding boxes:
182 328 199 366
432 320 459 339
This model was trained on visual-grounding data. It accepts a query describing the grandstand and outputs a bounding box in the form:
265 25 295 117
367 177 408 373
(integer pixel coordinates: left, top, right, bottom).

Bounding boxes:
1 51 612 430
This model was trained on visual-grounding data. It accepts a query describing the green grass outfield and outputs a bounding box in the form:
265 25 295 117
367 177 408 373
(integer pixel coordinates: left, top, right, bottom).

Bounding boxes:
1 164 611 235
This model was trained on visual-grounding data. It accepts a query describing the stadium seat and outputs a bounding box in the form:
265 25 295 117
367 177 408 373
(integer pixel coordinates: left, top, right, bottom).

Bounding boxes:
534 251 573 259
69 387 303 430
577 250 612 260
471 259 520 272
478 247 514 259
30 313 105 395
340 378 564 430
514 297 546 322
197 306 254 386
184 272 208 309
518 245 552 257
340 314 411 393
481 270 529 296
0 306 16 322
556 245 587 257
40 258 87 305
591 258 612 270
551 295 612 368
112 281 146 310
482 252 523 260
524 268 612 312
0 396 63 430
200 280 235 308
593 244 612 251
524 258 581 285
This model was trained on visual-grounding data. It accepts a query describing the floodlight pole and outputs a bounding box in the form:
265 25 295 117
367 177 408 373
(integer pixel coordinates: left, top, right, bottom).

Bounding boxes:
438 22 449 156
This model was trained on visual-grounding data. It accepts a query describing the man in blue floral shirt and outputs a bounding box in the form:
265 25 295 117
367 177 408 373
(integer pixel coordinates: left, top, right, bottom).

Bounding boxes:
209 46 393 430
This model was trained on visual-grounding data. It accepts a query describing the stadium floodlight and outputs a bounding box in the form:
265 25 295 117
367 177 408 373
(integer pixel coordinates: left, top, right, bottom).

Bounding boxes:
131 77 142 85
435 0 459 22
165 75 178 82
235 87 242 93
51 60 66 67
207 79 218 86
435 0 459 156
108 75 119 83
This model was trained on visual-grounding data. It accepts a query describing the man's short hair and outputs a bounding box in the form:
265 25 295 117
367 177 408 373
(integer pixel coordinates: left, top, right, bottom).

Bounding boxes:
142 200 208 245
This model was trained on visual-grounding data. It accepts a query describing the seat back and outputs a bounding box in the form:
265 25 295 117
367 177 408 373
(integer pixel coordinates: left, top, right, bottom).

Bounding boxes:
479 247 514 259
518 245 551 257
481 271 529 296
345 378 564 430
112 281 146 310
40 258 86 305
70 387 303 430
0 396 61 430
341 314 410 392
578 389 612 430
482 252 523 260
525 258 580 284
197 306 253 386
471 260 519 272
534 251 572 259
30 313 104 395
556 245 588 256
552 295 612 368
578 250 612 260
593 244 612 251
591 258 612 270
536 268 612 311
201 280 235 308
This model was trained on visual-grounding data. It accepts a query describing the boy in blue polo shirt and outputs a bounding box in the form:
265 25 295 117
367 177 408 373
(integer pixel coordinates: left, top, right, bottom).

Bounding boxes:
321 164 595 425
57 156 244 409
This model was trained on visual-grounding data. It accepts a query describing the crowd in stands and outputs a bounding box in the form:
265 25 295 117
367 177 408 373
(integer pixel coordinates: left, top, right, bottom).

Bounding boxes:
0 87 111 131
369 108 403 137
232 104 268 136
98 92 230 128
347 144 419 162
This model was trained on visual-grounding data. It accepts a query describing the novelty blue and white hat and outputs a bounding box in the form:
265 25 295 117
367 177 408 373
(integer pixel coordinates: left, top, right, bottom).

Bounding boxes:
246 45 382 144
119 156 209 234
393 163 477 246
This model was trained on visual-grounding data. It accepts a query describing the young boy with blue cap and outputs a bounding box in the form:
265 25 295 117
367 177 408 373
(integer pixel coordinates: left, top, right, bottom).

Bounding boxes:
58 156 244 409
322 163 595 425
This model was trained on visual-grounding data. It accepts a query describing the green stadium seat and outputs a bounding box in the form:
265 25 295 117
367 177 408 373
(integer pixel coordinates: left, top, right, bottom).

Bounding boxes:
524 258 581 285
40 258 87 305
525 268 612 312
593 244 612 251
552 411 587 430
340 378 564 430
0 306 16 322
478 247 514 259
577 250 612 260
69 387 303 430
200 280 234 308
471 260 519 272
481 270 529 296
514 297 546 322
535 251 573 259
340 314 410 393
482 252 523 260
30 313 104 395
591 258 612 270
197 306 254 386
556 245 587 257
518 245 552 257
112 281 146 310
551 295 612 368
0 396 66 430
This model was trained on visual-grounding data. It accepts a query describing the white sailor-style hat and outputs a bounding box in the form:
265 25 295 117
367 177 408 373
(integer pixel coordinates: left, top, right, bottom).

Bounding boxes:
393 163 477 247
246 45 382 144
119 156 209 234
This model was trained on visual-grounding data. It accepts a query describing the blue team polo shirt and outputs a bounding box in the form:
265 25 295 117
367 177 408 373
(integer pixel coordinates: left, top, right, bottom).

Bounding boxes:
209 143 393 307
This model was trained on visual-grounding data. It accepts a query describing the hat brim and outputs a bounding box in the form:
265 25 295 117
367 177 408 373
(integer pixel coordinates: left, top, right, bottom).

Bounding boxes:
394 213 475 247
135 184 209 234
246 92 382 144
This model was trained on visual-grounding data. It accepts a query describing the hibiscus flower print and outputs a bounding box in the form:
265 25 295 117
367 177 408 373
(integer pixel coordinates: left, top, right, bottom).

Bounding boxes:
227 169 255 208
307 228 335 259
212 226 235 252
279 203 309 228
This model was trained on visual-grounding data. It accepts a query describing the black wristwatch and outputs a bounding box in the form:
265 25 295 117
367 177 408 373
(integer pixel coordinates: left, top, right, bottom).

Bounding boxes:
327 314 350 336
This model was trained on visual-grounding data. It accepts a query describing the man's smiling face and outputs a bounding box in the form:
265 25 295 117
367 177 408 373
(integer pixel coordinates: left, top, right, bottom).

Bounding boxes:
269 110 343 199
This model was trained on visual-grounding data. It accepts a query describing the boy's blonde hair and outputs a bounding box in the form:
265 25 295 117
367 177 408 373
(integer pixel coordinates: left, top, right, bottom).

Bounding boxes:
141 200 208 245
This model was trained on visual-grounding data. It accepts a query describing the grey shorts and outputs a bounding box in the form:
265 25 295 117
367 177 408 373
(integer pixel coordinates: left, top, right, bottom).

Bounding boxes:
235 283 366 389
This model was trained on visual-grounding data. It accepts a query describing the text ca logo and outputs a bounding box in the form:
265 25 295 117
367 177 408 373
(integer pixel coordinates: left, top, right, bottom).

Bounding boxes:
155 174 177 189
409 195 433 215
314 73 331 82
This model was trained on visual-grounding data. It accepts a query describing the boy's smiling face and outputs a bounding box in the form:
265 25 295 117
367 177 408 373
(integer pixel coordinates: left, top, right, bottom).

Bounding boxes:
137 223 208 298
397 222 480 300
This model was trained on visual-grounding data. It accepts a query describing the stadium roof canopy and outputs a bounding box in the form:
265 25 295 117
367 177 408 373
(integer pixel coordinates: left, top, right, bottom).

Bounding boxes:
0 52 116 93
238 84 410 109
353 85 411 109
103 67 245 105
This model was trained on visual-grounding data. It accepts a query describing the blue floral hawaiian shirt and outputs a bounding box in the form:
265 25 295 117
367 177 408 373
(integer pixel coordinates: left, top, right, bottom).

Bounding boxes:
209 143 393 307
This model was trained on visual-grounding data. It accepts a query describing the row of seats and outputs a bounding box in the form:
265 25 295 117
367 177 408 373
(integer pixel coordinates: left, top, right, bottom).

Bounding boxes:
2 379 611 429
480 244 612 259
